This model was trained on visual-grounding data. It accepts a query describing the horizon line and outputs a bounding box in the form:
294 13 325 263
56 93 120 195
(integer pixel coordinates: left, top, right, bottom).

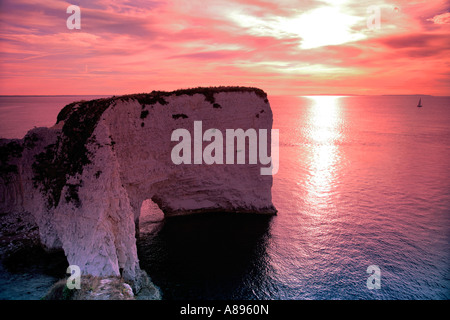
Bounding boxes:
0 93 445 97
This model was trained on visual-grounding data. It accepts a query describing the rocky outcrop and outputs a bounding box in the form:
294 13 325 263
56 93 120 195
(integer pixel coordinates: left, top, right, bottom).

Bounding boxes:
43 275 138 300
0 87 276 288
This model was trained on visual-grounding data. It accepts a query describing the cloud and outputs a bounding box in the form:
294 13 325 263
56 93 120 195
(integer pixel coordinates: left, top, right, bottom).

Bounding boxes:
0 0 449 95
169 51 244 60
379 33 450 49
427 12 450 24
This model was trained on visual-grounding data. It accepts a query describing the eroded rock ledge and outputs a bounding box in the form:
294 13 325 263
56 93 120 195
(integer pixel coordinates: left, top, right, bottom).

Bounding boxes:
0 86 276 289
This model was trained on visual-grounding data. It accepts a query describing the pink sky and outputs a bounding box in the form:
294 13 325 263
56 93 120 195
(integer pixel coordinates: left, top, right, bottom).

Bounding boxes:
0 0 449 96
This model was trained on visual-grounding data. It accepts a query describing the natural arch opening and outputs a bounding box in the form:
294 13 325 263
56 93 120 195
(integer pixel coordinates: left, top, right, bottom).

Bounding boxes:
135 212 274 299
138 198 165 235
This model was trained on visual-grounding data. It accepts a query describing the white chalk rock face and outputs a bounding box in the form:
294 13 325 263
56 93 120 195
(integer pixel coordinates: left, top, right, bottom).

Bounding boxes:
0 87 277 282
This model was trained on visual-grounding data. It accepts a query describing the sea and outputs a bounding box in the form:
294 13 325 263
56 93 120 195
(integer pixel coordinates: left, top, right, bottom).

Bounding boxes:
0 95 449 300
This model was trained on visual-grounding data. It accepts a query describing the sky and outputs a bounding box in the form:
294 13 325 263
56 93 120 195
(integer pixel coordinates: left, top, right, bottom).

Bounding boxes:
0 0 449 96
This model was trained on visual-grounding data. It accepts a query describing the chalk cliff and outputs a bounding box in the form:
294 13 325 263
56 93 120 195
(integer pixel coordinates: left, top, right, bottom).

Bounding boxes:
0 87 276 289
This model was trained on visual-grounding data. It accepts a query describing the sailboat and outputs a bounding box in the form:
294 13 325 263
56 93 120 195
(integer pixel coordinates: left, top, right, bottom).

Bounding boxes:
417 98 422 108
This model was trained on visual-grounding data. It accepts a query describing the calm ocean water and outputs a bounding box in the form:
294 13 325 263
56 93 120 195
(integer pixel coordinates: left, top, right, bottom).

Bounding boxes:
0 95 110 139
1 95 449 300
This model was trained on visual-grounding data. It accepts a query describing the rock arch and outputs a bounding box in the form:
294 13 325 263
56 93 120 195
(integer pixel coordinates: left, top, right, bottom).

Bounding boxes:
0 87 276 287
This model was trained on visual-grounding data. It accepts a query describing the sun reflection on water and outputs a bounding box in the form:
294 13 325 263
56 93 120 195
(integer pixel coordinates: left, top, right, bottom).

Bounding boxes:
303 96 343 209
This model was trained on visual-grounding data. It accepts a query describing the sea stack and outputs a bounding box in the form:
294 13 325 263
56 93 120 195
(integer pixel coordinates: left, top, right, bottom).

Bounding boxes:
0 87 277 288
